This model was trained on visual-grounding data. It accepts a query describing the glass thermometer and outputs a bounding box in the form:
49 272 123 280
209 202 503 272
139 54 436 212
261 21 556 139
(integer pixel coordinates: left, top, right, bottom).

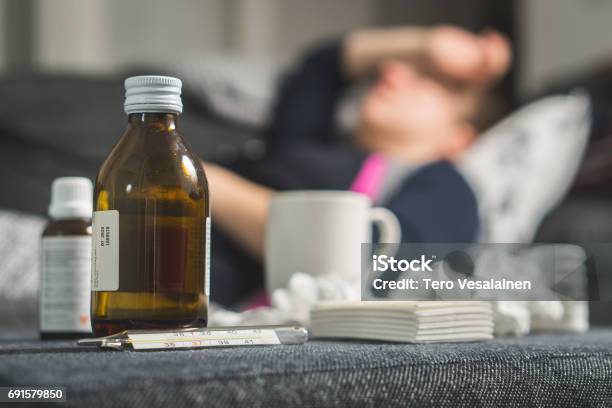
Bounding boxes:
77 326 308 351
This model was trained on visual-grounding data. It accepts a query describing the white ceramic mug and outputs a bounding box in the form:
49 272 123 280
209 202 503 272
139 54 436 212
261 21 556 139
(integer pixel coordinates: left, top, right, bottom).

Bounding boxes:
265 190 401 293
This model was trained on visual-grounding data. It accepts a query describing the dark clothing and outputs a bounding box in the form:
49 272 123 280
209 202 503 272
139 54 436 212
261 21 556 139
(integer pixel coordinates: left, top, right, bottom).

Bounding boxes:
212 40 479 306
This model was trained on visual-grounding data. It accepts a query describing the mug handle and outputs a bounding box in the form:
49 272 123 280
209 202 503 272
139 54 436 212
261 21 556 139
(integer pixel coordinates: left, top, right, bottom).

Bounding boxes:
368 207 401 244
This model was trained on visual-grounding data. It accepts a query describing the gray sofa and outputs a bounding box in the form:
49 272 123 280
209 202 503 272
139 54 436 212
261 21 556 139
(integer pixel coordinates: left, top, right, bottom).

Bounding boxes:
2 73 612 407
1 331 612 407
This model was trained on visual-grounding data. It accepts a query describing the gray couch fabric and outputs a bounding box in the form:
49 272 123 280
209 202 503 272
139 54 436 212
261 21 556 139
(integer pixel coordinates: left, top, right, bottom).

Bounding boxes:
1 330 611 407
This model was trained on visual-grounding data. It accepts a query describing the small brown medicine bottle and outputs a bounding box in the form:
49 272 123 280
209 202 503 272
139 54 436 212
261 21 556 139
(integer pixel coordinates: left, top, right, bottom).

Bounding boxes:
40 177 93 339
91 76 210 337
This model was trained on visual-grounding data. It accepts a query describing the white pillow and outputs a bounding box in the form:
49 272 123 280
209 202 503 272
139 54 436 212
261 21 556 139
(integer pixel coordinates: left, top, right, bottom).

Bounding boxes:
458 93 591 243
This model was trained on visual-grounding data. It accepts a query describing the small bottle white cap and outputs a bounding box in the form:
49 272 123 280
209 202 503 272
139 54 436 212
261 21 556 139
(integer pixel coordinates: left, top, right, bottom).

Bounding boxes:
124 75 183 115
48 177 93 219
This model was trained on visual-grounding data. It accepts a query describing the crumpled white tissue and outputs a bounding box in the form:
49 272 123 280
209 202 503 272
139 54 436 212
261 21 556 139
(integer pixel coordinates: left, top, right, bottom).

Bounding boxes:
492 301 588 336
208 272 360 327
271 272 361 324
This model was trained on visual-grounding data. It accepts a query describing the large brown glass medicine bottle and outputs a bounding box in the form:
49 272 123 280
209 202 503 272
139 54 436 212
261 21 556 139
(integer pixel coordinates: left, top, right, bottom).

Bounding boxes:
91 76 210 337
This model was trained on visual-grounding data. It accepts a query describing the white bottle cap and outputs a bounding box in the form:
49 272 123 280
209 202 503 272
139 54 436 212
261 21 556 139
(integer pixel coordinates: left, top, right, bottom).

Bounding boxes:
124 75 183 115
48 177 93 219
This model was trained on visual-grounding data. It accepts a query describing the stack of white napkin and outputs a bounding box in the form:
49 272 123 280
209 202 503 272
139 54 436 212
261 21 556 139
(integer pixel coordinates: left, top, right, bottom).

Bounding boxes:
310 301 493 343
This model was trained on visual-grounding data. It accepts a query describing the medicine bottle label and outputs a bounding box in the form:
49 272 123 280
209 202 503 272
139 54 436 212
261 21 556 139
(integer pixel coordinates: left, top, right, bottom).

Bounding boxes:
92 210 119 291
40 236 92 332
205 216 211 297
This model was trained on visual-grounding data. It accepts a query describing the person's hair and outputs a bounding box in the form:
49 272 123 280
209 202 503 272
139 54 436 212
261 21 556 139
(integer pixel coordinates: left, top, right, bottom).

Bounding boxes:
470 91 511 133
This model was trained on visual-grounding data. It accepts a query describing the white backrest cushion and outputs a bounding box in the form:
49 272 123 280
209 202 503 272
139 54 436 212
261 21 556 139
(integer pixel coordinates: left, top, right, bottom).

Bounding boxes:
458 93 591 243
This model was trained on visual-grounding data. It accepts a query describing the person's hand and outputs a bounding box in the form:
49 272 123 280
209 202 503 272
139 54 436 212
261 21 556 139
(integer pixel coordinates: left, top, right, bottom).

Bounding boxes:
424 25 511 87
402 25 511 121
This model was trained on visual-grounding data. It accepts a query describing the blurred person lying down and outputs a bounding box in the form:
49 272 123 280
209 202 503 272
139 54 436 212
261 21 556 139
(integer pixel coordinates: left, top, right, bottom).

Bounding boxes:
206 26 512 306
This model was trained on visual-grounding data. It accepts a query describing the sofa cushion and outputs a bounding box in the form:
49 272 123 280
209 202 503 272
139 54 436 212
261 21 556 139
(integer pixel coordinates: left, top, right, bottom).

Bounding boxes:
1 330 611 407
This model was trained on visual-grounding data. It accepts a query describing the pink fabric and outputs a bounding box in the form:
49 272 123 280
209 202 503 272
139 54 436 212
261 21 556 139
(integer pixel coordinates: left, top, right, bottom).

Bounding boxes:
241 289 271 310
350 154 388 202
